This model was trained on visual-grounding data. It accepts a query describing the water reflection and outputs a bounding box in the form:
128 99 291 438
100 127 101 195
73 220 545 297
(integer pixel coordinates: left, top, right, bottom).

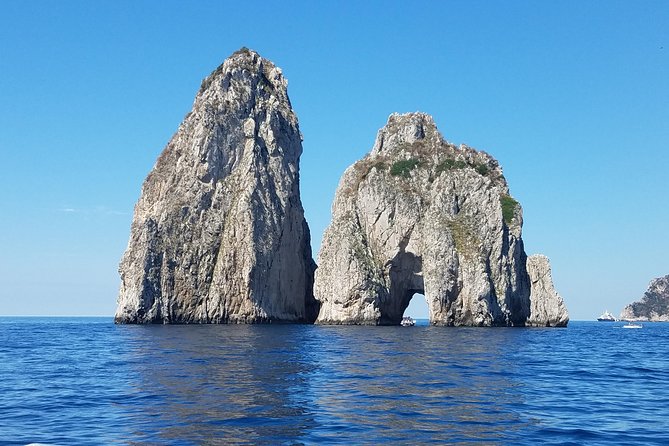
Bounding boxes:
117 324 530 444
117 325 318 444
4 319 668 444
305 326 528 443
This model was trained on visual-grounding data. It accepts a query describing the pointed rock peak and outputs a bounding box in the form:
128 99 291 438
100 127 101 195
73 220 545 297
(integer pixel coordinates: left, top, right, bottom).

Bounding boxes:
372 112 441 155
115 49 315 324
198 47 287 96
230 46 260 60
225 46 276 73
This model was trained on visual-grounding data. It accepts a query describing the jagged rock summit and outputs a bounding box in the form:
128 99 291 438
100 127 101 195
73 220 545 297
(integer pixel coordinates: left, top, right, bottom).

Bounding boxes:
115 48 317 324
620 274 669 321
314 113 568 326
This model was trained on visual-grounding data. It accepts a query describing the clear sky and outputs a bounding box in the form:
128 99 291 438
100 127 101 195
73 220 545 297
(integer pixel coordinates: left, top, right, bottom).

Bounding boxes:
0 0 667 320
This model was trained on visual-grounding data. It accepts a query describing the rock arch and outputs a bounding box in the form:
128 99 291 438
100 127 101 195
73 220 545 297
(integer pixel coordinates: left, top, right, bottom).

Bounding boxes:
313 113 568 327
380 250 425 324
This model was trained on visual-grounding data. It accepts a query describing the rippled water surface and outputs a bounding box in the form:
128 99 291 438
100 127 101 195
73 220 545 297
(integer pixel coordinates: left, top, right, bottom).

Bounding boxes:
2 318 669 445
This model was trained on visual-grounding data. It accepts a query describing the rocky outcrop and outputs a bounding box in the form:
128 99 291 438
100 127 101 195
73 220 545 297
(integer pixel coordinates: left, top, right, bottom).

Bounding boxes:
314 113 568 326
620 275 669 322
526 255 569 327
115 48 317 324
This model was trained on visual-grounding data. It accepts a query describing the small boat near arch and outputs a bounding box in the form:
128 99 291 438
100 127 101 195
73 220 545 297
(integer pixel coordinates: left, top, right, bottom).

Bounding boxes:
622 321 643 329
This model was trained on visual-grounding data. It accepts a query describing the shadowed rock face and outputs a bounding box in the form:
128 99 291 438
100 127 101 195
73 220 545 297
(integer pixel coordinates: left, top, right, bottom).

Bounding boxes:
115 48 317 324
620 275 669 321
314 113 568 326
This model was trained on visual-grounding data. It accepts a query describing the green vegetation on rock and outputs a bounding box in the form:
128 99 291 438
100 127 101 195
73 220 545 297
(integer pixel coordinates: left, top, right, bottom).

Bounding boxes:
390 158 420 177
500 194 518 224
436 158 467 174
444 216 480 259
474 163 489 176
436 158 490 177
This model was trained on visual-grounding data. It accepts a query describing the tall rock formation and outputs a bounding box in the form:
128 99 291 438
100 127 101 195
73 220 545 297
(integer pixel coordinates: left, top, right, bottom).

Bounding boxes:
115 48 317 324
314 113 568 326
620 274 669 321
526 255 569 327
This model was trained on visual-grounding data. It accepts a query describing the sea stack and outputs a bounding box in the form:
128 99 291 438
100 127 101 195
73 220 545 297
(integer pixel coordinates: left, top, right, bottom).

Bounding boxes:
115 48 317 324
620 274 669 321
314 113 568 326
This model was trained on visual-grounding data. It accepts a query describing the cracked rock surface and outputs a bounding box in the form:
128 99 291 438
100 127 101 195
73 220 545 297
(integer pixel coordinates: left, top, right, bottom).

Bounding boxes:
314 113 568 326
115 48 317 324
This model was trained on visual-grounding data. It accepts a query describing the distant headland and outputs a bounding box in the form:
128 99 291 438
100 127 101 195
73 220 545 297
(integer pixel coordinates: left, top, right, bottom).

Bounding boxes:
620 274 669 321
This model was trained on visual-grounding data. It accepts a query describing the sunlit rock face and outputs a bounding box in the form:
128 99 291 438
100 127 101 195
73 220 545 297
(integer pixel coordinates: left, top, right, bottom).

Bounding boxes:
314 113 568 326
526 255 569 327
620 275 669 322
115 48 317 324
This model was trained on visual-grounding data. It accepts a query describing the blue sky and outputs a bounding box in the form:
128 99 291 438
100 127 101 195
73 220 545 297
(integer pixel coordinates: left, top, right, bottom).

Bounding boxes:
0 0 667 320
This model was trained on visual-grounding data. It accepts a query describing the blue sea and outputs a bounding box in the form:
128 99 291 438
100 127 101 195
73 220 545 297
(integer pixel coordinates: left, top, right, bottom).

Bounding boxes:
1 318 668 445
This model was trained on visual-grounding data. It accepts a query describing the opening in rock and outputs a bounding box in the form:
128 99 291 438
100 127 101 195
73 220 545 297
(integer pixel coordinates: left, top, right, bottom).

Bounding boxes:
403 293 429 322
380 250 425 325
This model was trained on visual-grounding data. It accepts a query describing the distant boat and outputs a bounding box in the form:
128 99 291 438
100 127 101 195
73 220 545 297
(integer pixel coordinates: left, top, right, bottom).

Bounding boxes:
623 321 643 329
597 310 617 322
400 316 415 327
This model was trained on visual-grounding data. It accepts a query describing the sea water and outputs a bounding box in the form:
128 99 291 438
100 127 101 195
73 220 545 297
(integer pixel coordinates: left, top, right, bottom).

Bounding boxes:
1 318 668 445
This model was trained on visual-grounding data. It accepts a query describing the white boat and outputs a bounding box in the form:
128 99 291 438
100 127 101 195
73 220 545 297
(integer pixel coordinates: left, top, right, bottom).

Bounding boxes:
597 310 617 322
622 321 643 329
400 316 415 327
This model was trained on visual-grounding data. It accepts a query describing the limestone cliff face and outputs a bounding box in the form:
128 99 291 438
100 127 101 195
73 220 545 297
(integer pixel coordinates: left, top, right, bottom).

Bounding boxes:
115 48 317 324
314 113 568 326
620 275 669 322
